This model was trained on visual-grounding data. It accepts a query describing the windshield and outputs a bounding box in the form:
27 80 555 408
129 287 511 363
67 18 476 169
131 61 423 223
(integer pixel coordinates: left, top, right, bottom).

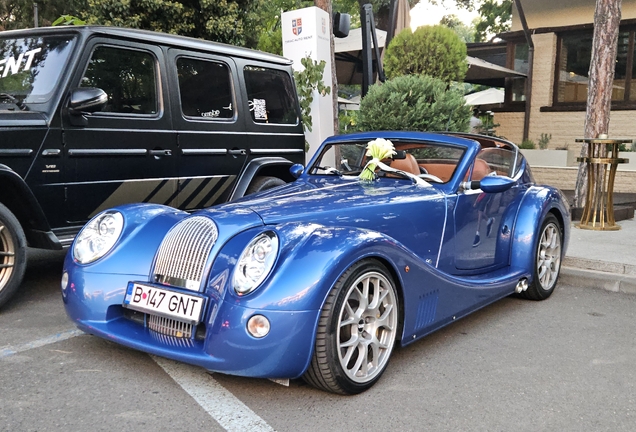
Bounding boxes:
0 35 76 107
309 139 466 184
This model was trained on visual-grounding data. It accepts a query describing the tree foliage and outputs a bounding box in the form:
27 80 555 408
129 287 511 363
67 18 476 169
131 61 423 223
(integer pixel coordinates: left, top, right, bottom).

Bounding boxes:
294 56 331 134
77 0 260 46
357 74 470 132
383 25 468 82
0 0 86 30
439 14 475 43
431 0 512 42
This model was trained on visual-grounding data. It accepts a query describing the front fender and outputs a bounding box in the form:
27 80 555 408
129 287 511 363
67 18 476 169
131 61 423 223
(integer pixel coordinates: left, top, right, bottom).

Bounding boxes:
65 204 189 276
510 186 571 273
211 223 409 312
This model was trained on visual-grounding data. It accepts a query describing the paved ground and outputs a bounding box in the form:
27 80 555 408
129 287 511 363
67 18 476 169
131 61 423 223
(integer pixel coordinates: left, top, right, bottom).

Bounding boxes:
561 218 636 294
0 247 635 431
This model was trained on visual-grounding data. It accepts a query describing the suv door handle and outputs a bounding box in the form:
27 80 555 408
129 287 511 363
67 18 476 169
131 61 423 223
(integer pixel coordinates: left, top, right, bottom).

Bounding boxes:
149 149 172 157
228 149 246 156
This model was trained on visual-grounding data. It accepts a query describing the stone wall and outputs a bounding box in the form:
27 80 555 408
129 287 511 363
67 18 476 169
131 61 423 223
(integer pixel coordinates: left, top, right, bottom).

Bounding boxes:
532 167 636 193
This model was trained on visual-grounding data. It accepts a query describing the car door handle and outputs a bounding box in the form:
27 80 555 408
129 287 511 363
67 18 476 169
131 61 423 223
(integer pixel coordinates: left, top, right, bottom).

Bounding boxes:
228 149 246 156
149 149 172 157
42 149 61 157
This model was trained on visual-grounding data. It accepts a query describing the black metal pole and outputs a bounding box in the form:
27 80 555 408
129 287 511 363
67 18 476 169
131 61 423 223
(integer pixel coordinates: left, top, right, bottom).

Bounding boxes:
33 3 39 28
361 4 373 97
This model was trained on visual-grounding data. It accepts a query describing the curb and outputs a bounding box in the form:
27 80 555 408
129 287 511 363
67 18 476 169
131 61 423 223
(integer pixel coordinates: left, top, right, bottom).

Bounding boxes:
561 262 636 295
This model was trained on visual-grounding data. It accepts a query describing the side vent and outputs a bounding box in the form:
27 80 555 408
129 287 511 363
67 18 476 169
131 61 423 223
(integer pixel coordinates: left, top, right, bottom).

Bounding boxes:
415 290 439 330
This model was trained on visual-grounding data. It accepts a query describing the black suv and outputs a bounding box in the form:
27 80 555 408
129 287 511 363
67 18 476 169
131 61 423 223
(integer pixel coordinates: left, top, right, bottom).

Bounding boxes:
0 26 305 307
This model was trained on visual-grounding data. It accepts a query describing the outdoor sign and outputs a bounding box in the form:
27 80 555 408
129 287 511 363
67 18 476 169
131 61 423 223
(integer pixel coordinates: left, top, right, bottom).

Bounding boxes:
282 7 335 161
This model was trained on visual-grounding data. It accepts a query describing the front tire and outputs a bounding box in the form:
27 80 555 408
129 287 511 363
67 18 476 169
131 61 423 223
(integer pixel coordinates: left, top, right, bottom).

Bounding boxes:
0 203 27 309
521 214 562 300
303 259 399 394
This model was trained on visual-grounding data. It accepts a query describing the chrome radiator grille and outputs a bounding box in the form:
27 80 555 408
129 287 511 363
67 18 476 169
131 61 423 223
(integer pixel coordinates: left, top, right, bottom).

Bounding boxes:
153 216 218 291
148 314 193 338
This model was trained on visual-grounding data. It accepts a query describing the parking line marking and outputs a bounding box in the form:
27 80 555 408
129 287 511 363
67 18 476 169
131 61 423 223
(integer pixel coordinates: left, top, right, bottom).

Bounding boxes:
152 356 275 432
0 329 83 358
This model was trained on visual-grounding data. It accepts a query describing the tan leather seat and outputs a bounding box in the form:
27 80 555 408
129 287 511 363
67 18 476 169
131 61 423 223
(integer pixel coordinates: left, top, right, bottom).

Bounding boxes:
390 153 420 176
470 158 491 181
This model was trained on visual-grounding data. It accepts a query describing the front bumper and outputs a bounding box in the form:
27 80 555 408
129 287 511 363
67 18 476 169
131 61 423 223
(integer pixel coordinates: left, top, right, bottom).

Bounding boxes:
63 269 319 379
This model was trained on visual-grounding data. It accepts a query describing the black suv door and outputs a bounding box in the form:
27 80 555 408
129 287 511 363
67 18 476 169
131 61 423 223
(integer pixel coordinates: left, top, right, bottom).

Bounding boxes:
167 49 247 209
62 39 177 224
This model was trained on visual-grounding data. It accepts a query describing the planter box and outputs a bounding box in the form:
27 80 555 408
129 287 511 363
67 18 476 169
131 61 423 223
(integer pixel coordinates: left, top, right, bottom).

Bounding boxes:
618 152 636 171
520 149 577 167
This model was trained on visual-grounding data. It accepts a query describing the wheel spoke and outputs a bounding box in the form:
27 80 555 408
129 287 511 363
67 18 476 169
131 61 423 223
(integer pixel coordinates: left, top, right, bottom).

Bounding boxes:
536 222 561 291
336 268 398 384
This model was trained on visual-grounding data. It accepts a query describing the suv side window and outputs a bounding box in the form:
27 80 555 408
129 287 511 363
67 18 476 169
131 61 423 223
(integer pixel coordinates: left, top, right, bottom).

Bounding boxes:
80 45 158 115
243 66 298 124
177 57 234 120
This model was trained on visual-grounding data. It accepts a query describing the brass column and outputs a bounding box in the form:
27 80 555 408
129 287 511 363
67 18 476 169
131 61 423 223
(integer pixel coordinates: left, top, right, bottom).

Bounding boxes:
575 136 630 230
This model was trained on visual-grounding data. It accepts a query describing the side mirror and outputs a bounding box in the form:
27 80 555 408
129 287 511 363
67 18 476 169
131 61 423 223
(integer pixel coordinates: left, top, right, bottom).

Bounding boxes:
290 163 304 179
69 87 108 114
479 176 516 193
333 13 350 38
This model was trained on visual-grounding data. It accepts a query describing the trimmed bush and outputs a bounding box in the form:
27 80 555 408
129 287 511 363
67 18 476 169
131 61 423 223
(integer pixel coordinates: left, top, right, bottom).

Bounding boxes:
357 75 470 132
384 25 468 82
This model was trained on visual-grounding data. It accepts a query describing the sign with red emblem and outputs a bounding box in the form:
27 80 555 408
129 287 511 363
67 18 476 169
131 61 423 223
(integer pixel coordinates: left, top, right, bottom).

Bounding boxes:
292 18 302 36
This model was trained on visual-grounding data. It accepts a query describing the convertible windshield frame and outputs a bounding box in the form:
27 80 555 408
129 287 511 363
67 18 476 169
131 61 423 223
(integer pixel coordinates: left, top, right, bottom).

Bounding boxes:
309 139 467 184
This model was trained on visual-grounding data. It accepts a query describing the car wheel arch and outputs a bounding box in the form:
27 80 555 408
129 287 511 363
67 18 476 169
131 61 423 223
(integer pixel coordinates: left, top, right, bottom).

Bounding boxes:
510 188 569 264
0 168 51 237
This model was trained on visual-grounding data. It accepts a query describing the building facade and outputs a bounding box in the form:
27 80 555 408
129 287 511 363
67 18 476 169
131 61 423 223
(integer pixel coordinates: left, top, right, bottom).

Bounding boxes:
475 0 636 151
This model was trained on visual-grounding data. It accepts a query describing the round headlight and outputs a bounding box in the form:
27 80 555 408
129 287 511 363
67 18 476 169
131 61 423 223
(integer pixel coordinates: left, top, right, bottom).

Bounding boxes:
73 211 124 264
233 231 278 295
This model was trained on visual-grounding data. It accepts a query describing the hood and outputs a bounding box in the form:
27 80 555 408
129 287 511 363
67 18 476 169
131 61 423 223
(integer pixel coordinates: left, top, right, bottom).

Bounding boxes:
232 177 444 224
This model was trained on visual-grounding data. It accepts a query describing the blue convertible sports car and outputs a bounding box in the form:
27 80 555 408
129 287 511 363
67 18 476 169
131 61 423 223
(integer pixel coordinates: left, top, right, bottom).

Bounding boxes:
62 131 570 395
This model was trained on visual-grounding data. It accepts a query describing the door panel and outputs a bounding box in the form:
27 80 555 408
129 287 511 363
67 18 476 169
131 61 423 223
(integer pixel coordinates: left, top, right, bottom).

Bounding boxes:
168 49 246 209
63 40 177 223
453 149 522 271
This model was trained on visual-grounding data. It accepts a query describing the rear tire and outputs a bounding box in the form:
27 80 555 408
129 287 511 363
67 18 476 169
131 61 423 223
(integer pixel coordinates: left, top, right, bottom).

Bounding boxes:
303 259 399 394
520 214 562 300
245 176 286 195
0 203 27 309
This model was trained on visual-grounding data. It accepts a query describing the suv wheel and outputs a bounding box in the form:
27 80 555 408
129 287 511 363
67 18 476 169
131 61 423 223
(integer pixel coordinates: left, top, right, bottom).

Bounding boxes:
0 203 27 309
246 176 286 195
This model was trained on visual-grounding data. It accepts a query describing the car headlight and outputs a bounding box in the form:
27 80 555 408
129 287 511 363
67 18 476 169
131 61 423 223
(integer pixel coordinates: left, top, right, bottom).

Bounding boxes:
73 211 124 264
233 231 278 296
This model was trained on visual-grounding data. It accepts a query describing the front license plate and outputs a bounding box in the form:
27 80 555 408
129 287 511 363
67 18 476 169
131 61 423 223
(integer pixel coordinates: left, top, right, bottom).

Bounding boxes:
123 282 204 324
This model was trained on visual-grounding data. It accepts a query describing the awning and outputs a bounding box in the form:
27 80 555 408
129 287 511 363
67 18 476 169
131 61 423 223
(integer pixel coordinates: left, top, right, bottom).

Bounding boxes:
465 56 526 87
464 88 505 106
334 27 387 85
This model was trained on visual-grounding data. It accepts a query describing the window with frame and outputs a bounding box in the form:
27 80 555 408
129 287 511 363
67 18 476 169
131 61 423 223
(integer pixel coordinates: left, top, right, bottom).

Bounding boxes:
556 29 636 104
243 66 298 124
80 46 158 115
510 43 528 102
177 57 234 119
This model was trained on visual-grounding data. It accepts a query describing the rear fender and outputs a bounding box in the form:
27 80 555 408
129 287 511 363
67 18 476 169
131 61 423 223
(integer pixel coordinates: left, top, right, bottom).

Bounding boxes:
509 186 571 273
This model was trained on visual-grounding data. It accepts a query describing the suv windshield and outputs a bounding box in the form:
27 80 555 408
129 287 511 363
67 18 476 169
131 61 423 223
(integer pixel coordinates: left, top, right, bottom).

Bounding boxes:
0 35 76 107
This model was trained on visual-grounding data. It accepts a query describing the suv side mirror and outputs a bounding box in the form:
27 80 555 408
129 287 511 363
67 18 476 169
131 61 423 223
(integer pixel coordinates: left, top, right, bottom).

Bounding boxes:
69 87 108 114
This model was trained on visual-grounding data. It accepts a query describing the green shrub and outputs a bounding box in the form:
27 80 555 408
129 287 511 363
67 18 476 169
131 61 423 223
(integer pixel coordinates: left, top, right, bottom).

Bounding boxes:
520 139 536 149
357 75 470 132
384 25 468 83
538 133 552 150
